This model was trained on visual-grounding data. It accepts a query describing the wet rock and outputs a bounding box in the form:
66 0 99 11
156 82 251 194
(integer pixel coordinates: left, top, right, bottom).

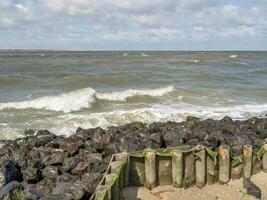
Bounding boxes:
52 182 84 200
56 173 73 183
81 172 102 193
59 138 84 156
23 167 42 184
42 166 59 179
46 150 66 165
20 188 44 200
62 157 80 172
71 162 90 176
27 183 53 195
0 181 23 200
163 131 181 147
4 160 23 185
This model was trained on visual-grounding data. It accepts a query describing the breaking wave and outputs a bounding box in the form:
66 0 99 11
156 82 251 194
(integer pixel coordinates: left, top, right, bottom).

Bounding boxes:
0 86 176 113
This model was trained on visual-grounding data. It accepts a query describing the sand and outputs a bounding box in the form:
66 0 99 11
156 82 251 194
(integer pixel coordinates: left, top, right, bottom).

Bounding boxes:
123 172 267 200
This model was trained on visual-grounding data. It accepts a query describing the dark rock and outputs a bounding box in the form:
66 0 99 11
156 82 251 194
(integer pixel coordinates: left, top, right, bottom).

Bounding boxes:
42 166 59 179
71 162 90 176
163 131 181 147
81 172 102 193
4 160 23 185
52 182 84 200
40 194 71 200
56 174 73 183
0 181 23 200
59 138 84 156
20 188 44 200
23 167 42 184
62 157 80 172
243 178 261 199
47 150 66 165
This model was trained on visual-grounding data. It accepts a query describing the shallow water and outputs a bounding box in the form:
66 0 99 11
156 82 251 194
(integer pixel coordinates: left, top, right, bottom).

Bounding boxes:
0 51 267 139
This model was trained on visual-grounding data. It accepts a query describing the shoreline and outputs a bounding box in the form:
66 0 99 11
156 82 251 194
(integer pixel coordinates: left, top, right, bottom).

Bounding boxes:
0 116 267 199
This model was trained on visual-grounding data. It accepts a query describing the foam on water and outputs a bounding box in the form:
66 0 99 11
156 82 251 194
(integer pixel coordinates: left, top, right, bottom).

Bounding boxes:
96 85 175 101
1 102 267 140
0 86 176 112
0 87 96 113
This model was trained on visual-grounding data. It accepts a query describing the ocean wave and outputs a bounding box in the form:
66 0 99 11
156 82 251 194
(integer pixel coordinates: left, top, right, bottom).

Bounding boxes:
96 85 175 101
0 87 96 113
0 85 176 112
1 102 267 140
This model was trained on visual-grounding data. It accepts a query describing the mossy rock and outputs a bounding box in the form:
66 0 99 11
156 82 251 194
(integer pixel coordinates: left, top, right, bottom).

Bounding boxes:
23 129 35 137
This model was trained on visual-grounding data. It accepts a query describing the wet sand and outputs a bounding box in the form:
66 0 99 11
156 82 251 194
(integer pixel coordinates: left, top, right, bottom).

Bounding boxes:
123 172 267 200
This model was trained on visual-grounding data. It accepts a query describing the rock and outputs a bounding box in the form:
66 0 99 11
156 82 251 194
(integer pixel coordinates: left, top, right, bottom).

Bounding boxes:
52 182 84 200
42 166 59 179
47 150 66 165
56 174 73 183
4 160 22 185
62 157 80 172
23 167 42 184
27 183 53 195
243 178 261 199
20 188 44 200
40 194 71 200
81 172 102 193
163 131 181 147
59 138 84 156
0 181 23 200
71 162 90 176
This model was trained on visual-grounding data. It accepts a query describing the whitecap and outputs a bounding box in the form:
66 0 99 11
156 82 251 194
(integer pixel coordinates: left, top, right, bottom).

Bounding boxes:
96 85 175 101
229 54 237 58
0 87 96 113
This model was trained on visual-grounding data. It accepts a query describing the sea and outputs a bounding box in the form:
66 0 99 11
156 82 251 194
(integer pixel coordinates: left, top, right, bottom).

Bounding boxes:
0 51 266 140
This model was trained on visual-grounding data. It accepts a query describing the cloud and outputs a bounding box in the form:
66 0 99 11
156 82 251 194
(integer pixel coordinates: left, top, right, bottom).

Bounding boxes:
0 0 267 49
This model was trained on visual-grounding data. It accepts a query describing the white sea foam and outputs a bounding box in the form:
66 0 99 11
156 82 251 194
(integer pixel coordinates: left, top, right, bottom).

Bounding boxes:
1 102 267 140
229 54 237 58
0 87 96 113
96 85 176 101
0 86 176 112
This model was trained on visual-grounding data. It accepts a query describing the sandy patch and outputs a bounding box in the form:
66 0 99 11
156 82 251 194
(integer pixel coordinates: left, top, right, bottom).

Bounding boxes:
123 172 267 200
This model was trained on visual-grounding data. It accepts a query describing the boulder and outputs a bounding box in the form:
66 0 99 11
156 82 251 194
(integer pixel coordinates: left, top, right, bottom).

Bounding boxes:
20 188 44 200
0 181 23 200
59 138 84 156
42 166 59 179
52 182 84 200
3 160 22 185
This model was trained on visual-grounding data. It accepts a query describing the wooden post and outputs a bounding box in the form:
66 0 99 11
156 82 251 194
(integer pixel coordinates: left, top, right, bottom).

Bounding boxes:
145 151 156 189
172 151 183 188
105 173 119 200
195 147 206 188
262 143 267 173
243 145 252 178
94 185 108 200
219 145 230 184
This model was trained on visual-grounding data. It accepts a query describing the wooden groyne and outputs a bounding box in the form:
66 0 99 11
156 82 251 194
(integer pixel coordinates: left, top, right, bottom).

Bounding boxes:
91 144 267 200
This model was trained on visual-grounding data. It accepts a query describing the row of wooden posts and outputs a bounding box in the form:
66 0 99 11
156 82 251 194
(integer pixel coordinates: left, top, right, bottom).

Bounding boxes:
92 144 267 200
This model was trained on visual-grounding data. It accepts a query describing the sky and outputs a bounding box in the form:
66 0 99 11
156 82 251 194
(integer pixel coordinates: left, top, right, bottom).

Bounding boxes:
0 0 267 50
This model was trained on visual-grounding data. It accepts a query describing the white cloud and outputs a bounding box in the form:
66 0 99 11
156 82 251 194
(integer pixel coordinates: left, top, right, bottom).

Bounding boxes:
0 0 11 8
0 0 267 49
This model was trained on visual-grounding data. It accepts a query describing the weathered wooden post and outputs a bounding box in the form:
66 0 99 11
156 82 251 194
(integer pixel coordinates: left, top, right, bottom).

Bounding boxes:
262 143 267 173
219 145 230 184
94 185 107 200
243 145 252 178
105 173 119 200
110 161 123 200
172 151 183 188
195 146 206 188
145 150 156 189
